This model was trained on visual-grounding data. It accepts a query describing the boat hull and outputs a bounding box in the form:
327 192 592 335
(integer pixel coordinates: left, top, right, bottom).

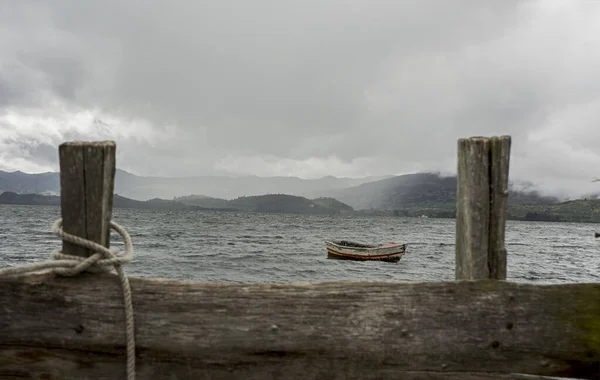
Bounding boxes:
325 240 407 263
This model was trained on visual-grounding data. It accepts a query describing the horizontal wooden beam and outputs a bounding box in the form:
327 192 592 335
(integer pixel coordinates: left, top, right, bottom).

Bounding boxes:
0 274 598 380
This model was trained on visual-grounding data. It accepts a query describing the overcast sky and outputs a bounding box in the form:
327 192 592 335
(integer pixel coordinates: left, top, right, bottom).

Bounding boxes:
1 0 600 197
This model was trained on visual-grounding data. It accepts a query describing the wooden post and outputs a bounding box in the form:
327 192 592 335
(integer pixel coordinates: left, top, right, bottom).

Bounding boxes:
456 136 511 280
59 141 116 258
488 136 511 279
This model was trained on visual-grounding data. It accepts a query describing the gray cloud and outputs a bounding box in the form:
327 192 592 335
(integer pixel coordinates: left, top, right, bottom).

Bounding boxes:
1 0 600 197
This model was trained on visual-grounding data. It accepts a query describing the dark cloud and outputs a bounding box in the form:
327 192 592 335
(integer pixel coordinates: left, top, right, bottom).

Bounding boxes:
1 0 600 196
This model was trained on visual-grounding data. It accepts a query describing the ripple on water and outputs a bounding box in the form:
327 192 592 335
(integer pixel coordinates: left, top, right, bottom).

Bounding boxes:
0 205 598 284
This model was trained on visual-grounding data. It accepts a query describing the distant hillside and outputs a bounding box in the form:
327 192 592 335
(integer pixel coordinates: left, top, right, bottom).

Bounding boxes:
364 198 600 223
174 195 231 209
329 172 560 210
0 192 202 210
0 169 563 207
2 169 589 221
115 170 389 200
0 169 388 200
227 194 354 215
0 192 354 215
508 199 600 223
0 171 59 195
175 193 354 215
0 191 60 205
311 197 355 213
113 195 207 210
3 190 600 223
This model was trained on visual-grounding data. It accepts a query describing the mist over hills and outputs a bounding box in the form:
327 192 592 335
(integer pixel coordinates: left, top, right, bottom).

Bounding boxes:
0 169 390 200
0 170 59 195
173 194 354 215
4 169 600 222
0 169 589 213
326 173 562 211
0 191 355 216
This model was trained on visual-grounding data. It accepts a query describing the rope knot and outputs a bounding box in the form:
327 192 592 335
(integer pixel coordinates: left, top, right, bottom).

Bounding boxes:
50 219 133 276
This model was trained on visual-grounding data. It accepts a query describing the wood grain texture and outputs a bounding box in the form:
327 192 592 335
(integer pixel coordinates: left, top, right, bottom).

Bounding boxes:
59 143 86 258
59 141 116 257
0 275 598 380
489 136 511 280
456 137 491 280
0 346 574 380
84 142 116 248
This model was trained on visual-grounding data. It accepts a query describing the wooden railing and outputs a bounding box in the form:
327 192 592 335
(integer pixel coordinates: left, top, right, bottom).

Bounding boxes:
0 136 598 380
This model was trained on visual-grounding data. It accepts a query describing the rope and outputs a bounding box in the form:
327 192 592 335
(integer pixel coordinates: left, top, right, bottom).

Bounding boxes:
0 219 136 380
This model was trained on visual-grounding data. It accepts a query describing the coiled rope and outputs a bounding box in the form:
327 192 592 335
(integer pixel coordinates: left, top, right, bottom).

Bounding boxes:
0 219 136 380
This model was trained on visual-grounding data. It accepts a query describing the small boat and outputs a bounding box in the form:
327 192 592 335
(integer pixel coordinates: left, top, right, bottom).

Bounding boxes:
595 232 600 238
325 240 407 262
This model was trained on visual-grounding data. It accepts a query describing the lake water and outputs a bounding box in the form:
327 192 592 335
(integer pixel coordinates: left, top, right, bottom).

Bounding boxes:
0 204 598 284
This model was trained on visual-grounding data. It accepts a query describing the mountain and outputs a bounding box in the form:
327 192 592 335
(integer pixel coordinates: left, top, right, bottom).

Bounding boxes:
0 192 354 215
116 171 390 200
0 169 389 200
227 194 355 215
0 170 59 195
3 185 600 223
173 195 230 209
4 189 599 223
328 172 560 211
173 193 355 215
356 197 600 223
175 194 354 215
508 199 600 223
0 191 60 206
0 169 566 210
0 192 201 210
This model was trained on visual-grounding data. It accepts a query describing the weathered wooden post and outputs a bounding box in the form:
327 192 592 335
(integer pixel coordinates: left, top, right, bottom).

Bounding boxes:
59 141 116 259
456 136 511 280
58 141 137 380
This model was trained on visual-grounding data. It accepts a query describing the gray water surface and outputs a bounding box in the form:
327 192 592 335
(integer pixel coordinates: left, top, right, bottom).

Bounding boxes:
1 205 598 284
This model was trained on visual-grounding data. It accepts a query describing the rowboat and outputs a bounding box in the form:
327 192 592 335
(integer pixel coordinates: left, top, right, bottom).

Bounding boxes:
325 240 407 262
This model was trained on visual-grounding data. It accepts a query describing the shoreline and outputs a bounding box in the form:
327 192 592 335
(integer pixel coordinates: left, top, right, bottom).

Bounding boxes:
2 200 599 225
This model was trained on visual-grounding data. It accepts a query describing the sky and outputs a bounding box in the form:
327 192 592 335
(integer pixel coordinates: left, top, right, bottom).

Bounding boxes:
1 0 600 198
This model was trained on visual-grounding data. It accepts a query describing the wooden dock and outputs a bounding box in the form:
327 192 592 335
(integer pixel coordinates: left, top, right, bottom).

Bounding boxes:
0 136 598 380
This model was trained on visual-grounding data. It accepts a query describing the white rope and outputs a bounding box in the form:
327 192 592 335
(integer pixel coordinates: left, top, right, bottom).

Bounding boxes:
0 219 136 380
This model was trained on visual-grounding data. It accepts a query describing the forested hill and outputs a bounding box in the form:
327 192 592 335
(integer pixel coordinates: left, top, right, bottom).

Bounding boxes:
175 194 355 215
0 192 355 215
329 172 560 210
